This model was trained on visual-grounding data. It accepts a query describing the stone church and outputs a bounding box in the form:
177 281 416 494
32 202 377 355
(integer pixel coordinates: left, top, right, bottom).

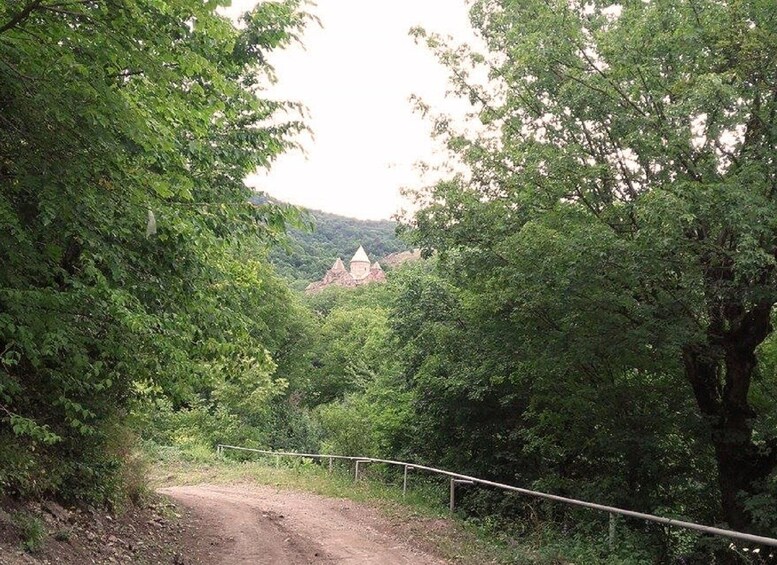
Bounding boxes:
305 246 386 294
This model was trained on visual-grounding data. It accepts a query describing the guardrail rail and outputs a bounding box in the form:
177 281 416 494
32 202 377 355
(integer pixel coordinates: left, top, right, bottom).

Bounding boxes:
216 444 777 549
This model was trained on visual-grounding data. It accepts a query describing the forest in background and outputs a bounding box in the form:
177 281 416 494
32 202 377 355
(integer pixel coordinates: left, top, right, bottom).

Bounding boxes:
3 0 777 563
248 193 411 287
269 207 410 287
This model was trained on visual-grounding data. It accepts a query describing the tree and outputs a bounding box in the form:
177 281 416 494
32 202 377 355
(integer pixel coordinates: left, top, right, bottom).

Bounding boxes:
409 0 777 532
0 0 309 501
302 283 397 405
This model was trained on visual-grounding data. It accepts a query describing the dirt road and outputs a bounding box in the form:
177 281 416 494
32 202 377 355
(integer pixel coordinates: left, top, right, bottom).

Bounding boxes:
159 484 448 564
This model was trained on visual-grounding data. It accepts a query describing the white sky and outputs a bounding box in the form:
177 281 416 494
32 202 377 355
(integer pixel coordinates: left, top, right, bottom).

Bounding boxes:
225 0 475 220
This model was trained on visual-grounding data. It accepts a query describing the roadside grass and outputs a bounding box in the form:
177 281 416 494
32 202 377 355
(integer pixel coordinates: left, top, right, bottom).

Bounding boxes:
146 444 649 565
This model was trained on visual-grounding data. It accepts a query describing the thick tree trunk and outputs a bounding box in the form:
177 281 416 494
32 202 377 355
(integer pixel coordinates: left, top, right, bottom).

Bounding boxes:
683 301 777 532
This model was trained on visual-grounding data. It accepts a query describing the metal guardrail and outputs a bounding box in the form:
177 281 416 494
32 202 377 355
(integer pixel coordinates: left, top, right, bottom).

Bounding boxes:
216 444 777 548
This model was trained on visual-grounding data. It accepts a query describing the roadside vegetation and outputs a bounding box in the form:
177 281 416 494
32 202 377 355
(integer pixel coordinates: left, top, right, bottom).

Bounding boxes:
0 0 312 507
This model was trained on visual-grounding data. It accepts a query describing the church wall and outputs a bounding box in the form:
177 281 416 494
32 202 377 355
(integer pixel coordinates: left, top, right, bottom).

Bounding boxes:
350 261 370 280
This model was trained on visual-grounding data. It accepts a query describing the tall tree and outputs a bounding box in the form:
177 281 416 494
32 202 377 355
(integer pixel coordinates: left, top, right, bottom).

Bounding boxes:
0 0 308 500
409 0 777 532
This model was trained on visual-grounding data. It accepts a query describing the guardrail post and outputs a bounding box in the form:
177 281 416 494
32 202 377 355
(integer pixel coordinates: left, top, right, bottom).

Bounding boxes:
355 460 370 482
216 445 222 458
275 454 280 468
609 513 616 551
328 456 333 473
403 465 408 497
450 479 474 513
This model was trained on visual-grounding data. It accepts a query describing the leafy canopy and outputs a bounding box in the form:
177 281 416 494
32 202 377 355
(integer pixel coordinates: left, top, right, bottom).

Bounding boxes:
0 0 309 501
408 0 777 534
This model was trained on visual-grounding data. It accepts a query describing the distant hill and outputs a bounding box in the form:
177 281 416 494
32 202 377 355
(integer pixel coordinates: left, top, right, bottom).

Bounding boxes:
258 198 411 288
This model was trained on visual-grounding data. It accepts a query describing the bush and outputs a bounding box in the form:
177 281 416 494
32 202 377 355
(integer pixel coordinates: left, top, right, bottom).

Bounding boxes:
12 511 45 553
316 395 381 457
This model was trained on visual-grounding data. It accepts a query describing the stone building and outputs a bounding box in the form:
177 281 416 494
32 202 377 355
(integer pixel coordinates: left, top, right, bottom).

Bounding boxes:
305 245 386 294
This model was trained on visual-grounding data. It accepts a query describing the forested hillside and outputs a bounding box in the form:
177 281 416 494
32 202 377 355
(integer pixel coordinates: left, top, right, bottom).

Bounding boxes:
269 205 410 286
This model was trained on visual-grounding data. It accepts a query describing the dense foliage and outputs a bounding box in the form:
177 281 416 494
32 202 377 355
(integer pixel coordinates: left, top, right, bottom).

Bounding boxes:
404 0 777 547
0 0 310 504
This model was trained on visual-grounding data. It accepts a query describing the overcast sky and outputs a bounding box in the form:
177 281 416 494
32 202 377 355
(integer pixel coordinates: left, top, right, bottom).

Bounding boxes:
225 0 475 220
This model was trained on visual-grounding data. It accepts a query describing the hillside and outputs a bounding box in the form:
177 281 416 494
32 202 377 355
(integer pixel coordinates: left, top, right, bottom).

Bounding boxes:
268 204 411 287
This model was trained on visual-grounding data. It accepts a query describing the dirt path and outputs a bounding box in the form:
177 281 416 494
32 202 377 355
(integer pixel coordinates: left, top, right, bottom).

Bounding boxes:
159 484 448 564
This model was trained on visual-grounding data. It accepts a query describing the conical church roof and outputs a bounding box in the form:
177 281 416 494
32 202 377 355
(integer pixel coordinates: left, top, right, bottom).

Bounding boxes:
331 257 346 272
350 245 370 264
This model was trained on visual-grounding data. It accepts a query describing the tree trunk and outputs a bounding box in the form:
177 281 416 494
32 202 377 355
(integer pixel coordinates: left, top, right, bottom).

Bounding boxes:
684 301 777 533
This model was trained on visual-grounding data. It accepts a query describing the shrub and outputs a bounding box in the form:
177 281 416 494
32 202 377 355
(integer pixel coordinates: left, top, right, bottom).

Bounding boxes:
12 512 45 553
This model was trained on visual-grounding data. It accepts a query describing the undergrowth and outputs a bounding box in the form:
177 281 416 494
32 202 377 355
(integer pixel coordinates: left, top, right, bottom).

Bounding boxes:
12 511 46 553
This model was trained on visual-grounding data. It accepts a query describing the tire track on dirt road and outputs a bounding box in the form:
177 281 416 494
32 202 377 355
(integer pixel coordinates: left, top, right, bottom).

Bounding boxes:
159 484 448 564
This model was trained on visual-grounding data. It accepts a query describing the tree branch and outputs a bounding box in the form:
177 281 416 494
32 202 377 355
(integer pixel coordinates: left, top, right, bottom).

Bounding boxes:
0 0 44 35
